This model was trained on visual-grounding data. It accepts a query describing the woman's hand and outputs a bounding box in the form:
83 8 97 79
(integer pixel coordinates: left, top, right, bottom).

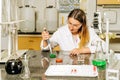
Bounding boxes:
70 47 91 56
41 29 50 41
41 28 50 47
70 48 80 56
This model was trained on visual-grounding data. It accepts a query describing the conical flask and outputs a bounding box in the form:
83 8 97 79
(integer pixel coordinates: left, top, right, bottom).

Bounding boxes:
92 41 106 70
21 54 31 79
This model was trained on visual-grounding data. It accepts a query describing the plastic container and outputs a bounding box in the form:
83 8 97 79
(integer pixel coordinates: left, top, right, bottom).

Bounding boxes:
45 8 58 32
56 58 63 65
49 54 56 65
19 7 35 32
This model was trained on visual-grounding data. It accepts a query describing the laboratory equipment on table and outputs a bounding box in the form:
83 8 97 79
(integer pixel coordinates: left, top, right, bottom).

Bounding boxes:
5 24 24 74
92 41 106 80
92 41 106 70
56 58 63 65
5 58 23 74
49 48 56 65
55 52 63 65
49 54 56 65
77 54 85 65
21 54 31 79
43 28 56 57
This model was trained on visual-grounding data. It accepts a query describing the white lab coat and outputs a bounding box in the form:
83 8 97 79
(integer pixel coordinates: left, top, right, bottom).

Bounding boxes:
41 24 106 53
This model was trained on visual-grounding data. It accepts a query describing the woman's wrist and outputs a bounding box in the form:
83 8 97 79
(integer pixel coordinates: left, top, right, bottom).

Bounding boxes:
43 40 49 47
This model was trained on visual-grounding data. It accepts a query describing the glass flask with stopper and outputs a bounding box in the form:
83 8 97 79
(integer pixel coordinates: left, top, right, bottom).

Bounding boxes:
92 41 106 80
5 24 24 74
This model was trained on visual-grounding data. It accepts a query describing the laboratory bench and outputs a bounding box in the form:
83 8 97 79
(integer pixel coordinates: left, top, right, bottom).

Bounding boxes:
0 50 120 80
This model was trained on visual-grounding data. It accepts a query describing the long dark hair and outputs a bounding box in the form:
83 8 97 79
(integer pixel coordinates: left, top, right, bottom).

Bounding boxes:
68 9 90 48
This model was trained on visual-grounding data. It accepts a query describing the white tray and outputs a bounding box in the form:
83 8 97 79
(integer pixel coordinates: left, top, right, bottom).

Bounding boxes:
45 65 98 77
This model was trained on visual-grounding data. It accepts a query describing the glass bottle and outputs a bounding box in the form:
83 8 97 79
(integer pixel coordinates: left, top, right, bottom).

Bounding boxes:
92 41 106 80
5 25 24 75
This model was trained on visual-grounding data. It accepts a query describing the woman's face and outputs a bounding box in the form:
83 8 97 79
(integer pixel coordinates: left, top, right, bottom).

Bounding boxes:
68 18 82 35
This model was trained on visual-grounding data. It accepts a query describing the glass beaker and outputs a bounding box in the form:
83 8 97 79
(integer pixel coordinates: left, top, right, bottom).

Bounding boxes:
77 54 85 65
21 55 30 79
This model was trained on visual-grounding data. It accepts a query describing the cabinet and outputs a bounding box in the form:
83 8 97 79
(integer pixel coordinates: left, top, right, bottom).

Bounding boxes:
110 37 120 52
97 0 120 5
18 35 42 50
18 35 60 51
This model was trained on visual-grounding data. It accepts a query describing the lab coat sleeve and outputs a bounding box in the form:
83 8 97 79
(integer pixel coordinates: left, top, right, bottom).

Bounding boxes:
40 30 59 50
49 30 59 47
40 40 49 50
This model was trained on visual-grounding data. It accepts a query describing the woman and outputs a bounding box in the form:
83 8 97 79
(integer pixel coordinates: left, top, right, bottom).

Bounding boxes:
41 9 105 55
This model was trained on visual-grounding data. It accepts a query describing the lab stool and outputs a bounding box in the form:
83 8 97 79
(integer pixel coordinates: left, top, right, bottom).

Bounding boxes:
106 69 119 80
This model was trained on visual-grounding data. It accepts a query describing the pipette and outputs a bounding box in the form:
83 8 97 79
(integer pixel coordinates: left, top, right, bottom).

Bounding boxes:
48 40 53 54
43 28 53 54
43 28 56 58
44 28 52 54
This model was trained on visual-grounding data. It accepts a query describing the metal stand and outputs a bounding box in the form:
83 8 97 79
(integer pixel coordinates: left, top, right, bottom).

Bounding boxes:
0 0 2 61
105 18 110 64
0 0 24 62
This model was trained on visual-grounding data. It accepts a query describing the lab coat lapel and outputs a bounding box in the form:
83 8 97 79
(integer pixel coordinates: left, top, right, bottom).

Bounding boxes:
66 26 76 49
